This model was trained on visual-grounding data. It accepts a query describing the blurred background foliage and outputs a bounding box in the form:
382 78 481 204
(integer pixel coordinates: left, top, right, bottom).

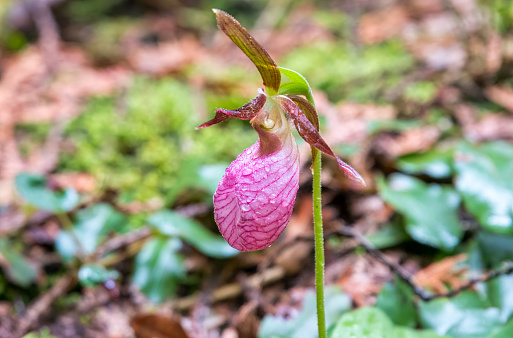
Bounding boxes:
1 0 513 337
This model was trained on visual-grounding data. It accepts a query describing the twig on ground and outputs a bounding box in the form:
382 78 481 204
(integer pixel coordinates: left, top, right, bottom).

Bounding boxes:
14 274 77 338
328 226 513 301
285 225 513 302
93 226 152 260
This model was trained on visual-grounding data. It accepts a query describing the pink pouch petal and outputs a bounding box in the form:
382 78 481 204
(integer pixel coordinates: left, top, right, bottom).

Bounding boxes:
213 133 299 251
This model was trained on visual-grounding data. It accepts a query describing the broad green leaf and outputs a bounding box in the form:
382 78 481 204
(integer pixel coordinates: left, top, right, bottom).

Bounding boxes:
366 220 410 249
455 142 513 234
487 274 513 323
477 231 513 266
213 9 280 95
378 174 462 250
15 173 79 212
0 239 37 287
197 163 227 196
331 307 445 338
132 237 185 303
397 147 454 179
148 210 238 258
419 291 502 338
78 264 119 288
55 203 127 259
259 286 351 338
376 279 417 327
488 319 513 338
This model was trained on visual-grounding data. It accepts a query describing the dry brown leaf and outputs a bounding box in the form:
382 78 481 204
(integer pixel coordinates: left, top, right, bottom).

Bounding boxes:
0 45 130 205
131 313 189 338
375 126 441 158
414 254 467 294
316 93 397 146
358 6 410 44
454 104 513 141
127 36 204 75
336 255 392 307
485 86 513 114
48 173 97 193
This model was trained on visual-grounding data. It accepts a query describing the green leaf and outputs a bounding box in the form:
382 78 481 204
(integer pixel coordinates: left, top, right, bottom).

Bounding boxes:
378 174 462 250
419 291 502 338
366 220 410 249
132 237 185 303
487 274 513 323
330 307 445 338
55 203 127 259
148 210 238 258
455 142 513 234
477 231 513 266
0 239 37 287
213 9 280 95
488 319 513 338
259 286 351 338
376 279 417 327
78 264 119 288
397 146 454 179
15 173 79 212
197 163 228 197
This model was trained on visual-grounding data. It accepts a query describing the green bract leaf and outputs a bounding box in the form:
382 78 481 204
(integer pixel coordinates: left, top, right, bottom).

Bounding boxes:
376 279 418 328
148 210 238 258
419 291 503 338
258 286 351 338
278 67 312 97
455 142 513 234
15 173 79 212
0 239 37 287
132 237 185 303
55 203 127 259
78 264 119 288
331 307 446 338
378 174 462 251
397 146 454 179
213 9 280 95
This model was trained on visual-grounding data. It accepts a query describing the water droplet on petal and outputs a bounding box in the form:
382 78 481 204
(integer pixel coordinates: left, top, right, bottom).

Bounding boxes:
269 194 276 199
241 204 250 212
242 168 252 175
264 166 270 172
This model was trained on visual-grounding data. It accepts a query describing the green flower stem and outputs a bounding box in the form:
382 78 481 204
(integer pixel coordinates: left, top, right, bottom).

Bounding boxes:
312 146 327 338
306 92 327 338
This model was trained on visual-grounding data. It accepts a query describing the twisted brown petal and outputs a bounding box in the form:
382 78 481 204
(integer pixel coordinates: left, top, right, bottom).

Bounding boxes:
196 92 266 129
275 96 366 186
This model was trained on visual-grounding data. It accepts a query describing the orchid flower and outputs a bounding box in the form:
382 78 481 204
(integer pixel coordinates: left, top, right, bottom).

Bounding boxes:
196 9 365 252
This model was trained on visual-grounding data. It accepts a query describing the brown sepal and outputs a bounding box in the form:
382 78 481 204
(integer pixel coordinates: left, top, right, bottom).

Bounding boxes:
276 96 365 185
196 92 266 129
213 9 281 95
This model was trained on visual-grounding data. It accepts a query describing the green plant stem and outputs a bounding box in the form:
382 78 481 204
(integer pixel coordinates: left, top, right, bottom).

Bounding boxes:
312 147 326 337
308 91 327 338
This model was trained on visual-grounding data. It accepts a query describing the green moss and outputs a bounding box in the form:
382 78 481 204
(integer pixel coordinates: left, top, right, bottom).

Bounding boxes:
60 77 255 204
280 40 414 103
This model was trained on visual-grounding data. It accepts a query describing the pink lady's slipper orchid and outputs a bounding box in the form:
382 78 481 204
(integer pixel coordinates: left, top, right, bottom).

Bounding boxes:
196 10 365 251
